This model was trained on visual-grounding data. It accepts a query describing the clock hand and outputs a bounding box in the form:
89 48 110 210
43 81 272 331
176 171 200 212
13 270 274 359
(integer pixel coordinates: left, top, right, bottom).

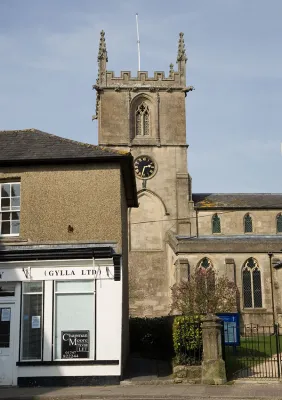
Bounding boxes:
142 165 150 177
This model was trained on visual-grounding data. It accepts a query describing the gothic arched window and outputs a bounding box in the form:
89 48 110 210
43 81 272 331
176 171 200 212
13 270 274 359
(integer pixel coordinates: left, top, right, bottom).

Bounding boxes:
198 257 213 271
242 258 262 308
244 213 253 233
212 214 221 234
136 102 150 136
197 257 215 303
277 214 282 233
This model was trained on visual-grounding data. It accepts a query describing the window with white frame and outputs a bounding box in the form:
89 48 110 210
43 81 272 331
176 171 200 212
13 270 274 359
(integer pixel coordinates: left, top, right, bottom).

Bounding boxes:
0 182 20 236
21 281 43 360
54 280 95 360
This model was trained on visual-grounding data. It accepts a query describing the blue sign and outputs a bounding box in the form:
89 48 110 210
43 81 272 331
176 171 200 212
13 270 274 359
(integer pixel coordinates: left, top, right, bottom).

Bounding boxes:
217 313 240 346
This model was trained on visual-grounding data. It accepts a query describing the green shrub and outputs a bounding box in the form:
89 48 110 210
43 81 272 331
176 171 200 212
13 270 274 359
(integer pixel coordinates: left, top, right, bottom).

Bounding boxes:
172 315 203 366
129 316 174 360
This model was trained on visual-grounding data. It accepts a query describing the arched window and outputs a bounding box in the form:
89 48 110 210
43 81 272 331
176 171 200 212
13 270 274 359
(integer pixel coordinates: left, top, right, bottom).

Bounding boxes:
197 257 215 305
212 214 221 234
277 214 282 233
242 258 262 308
198 257 213 271
244 213 253 233
136 102 150 136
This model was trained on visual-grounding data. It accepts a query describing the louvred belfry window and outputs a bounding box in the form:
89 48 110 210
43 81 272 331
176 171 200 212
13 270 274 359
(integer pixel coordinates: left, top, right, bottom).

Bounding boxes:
136 102 150 136
242 258 262 308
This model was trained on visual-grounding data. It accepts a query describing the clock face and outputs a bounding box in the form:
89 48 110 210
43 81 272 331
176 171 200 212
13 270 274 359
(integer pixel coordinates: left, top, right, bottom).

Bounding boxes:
134 156 156 179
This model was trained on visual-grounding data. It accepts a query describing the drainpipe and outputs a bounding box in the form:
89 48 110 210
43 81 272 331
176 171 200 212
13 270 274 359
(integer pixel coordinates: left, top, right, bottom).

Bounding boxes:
196 209 199 238
267 252 276 331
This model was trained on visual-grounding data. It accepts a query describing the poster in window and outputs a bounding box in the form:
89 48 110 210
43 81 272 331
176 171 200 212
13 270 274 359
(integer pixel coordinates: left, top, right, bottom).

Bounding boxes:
31 316 41 329
61 331 89 359
1 308 11 322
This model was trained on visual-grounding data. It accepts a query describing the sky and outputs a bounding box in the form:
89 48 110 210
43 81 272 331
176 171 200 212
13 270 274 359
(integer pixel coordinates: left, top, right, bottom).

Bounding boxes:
0 0 282 193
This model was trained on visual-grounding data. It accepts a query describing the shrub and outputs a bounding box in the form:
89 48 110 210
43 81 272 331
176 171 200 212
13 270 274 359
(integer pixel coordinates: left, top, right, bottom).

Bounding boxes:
171 269 238 315
172 315 203 366
129 316 174 360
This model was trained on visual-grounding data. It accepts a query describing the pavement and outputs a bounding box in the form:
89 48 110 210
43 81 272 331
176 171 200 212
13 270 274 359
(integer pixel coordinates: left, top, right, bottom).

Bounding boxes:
2 382 282 400
2 358 282 400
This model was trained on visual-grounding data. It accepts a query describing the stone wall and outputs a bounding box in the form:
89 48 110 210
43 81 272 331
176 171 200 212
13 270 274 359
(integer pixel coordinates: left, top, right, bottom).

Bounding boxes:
197 209 282 236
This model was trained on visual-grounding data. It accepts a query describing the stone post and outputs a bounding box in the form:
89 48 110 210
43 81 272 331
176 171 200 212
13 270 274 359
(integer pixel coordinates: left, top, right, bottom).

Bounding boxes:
201 314 227 385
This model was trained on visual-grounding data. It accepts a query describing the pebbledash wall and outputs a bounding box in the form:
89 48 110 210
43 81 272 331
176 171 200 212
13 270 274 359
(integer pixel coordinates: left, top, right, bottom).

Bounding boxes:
0 245 123 386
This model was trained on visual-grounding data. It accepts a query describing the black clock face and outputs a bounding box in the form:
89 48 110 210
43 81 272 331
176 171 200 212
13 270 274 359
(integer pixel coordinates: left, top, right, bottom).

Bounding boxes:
134 156 156 179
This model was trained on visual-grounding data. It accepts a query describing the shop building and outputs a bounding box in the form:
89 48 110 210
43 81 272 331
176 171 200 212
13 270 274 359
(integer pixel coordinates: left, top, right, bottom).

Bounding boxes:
0 129 137 386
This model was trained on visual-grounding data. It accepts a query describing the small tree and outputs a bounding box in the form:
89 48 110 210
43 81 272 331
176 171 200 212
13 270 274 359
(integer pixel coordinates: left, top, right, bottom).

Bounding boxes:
171 268 238 315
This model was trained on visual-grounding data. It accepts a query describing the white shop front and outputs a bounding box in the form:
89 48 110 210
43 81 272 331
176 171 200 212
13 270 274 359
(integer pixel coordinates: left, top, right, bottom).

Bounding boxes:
0 245 124 386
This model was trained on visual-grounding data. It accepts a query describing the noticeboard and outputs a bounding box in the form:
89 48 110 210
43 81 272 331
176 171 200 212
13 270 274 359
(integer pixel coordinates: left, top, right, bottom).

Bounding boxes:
217 313 240 346
61 330 89 359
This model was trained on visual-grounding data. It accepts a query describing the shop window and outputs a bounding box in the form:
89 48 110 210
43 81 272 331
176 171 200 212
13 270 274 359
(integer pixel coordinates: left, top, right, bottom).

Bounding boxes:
54 280 94 360
212 214 221 233
242 258 262 308
21 281 43 360
0 182 20 236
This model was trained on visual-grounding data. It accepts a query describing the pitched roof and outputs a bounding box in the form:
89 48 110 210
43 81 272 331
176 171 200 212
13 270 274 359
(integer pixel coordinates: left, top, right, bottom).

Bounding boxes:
0 129 138 207
0 129 127 161
193 193 282 210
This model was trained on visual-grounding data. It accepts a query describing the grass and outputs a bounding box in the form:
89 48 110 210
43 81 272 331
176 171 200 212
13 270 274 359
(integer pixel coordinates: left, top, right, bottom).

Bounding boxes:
225 335 282 379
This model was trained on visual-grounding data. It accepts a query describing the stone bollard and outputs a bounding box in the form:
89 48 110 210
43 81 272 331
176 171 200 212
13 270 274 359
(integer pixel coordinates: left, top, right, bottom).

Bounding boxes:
201 314 227 385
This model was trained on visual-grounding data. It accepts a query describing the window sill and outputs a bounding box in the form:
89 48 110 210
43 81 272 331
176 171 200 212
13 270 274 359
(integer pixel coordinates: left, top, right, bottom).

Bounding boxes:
0 237 27 243
241 308 270 314
16 360 119 366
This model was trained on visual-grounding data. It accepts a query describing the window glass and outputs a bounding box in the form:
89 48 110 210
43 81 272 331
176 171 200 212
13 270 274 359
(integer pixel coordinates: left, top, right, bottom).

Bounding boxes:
0 283 15 297
243 269 252 308
0 307 11 347
56 280 93 292
244 214 253 233
242 258 262 309
0 182 20 236
277 214 282 233
23 281 42 293
212 214 221 233
21 281 43 360
55 280 94 360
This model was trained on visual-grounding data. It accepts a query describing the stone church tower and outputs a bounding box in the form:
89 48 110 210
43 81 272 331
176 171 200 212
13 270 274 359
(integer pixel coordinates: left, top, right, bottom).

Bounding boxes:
93 31 195 316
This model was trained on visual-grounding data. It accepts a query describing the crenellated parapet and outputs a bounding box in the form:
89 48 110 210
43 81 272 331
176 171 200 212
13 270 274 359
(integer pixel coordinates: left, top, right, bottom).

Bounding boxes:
99 69 185 88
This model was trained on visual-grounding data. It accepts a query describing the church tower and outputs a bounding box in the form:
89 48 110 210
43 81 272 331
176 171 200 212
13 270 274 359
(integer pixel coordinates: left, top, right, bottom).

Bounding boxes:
93 31 195 316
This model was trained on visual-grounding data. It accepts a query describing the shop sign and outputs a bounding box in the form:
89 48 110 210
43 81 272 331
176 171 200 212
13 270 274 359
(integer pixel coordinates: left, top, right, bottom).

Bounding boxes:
0 265 115 281
61 330 89 359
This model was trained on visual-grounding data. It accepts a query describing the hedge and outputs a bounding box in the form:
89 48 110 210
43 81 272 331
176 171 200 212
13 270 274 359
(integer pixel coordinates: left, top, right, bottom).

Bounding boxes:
172 315 203 366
